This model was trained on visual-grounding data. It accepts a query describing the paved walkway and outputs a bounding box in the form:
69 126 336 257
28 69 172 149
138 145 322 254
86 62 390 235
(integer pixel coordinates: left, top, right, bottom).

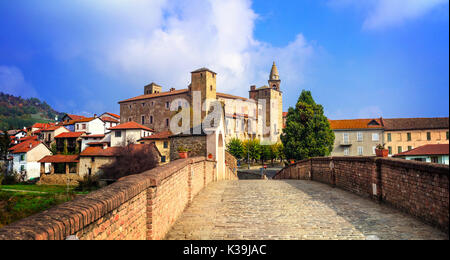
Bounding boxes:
165 180 448 240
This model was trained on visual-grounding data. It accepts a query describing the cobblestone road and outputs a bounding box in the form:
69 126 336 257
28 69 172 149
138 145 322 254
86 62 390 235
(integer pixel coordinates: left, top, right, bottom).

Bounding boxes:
165 180 448 240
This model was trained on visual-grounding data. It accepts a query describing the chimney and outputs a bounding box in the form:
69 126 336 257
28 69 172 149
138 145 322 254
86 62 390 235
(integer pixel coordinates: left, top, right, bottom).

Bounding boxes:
250 85 256 91
170 88 175 92
94 114 97 118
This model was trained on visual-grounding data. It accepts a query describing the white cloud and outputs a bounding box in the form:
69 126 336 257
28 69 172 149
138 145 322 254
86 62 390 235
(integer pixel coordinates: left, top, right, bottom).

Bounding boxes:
37 0 314 99
0 66 38 98
329 0 449 30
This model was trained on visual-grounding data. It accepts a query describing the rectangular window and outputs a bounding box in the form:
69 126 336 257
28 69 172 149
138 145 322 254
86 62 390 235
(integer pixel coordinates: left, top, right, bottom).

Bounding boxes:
447 131 449 140
372 133 379 141
128 117 132 122
82 124 86 130
372 146 376 155
358 146 363 156
91 157 95 162
344 147 350 156
431 157 439 163
115 131 122 138
76 124 79 130
398 146 402 154
408 146 413 151
357 132 363 142
427 132 431 141
343 133 349 144
20 165 25 171
163 141 168 149
387 133 392 142
166 102 170 109
166 118 169 127
150 116 153 124
141 116 145 125
407 133 411 141
161 156 166 163
20 154 25 161
388 146 392 155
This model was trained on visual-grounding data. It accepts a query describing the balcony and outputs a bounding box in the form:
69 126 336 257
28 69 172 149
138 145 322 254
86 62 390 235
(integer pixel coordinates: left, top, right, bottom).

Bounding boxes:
339 140 352 146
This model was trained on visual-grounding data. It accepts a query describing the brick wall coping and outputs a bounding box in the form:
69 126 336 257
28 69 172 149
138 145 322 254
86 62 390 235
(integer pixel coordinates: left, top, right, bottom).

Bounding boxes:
282 156 449 176
0 157 209 240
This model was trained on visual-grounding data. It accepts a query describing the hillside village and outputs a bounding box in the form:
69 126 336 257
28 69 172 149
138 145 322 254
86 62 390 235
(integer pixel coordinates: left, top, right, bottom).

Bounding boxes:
1 66 449 184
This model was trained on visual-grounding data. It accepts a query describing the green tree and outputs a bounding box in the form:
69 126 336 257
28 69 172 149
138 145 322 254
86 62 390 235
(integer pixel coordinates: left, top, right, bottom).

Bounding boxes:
260 145 272 165
50 143 58 155
226 138 245 160
281 90 335 161
269 143 283 166
243 139 261 163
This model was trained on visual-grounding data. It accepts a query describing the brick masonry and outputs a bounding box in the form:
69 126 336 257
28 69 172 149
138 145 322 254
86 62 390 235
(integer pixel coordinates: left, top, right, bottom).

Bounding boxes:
0 156 238 240
274 157 449 233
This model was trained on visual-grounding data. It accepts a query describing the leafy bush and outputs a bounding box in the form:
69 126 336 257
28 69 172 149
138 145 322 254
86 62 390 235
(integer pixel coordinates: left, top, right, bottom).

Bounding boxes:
76 175 100 192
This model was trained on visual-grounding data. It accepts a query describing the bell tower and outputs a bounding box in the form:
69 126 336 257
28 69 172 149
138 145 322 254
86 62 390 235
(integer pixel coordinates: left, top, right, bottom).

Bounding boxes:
268 62 281 91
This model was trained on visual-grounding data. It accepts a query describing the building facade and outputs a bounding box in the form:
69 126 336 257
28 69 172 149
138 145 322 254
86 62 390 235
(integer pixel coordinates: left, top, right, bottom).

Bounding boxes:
119 63 283 144
383 117 449 156
393 144 449 165
329 118 384 156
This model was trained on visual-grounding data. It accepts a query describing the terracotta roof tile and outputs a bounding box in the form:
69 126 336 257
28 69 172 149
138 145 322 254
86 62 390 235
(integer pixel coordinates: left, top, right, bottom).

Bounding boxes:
17 136 38 143
55 132 85 138
139 131 172 140
103 112 120 119
41 126 67 132
9 140 42 154
66 114 87 121
383 117 449 131
39 155 79 163
108 121 154 131
329 118 383 130
394 144 449 157
102 116 119 123
119 89 189 103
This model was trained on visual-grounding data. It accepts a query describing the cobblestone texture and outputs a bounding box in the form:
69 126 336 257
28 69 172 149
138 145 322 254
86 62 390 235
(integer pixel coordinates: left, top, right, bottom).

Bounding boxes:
165 180 448 240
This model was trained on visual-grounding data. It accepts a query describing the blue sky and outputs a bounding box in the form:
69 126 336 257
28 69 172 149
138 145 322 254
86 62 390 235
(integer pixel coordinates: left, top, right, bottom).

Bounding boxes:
0 0 448 119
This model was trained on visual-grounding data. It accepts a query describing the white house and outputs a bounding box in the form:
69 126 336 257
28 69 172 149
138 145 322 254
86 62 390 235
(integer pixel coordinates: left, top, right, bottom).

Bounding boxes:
80 133 111 152
109 121 154 147
74 117 107 135
9 140 51 180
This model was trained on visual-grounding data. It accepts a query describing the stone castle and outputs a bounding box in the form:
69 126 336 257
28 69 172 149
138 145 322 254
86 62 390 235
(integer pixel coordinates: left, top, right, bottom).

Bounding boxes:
119 62 283 143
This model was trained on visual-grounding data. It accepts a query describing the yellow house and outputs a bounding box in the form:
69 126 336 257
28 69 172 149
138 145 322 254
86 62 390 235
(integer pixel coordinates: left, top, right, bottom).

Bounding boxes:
383 117 449 156
138 131 172 165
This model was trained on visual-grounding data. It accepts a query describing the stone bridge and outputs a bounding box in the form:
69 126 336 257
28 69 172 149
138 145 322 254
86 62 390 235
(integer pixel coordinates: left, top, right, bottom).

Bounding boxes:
0 156 448 240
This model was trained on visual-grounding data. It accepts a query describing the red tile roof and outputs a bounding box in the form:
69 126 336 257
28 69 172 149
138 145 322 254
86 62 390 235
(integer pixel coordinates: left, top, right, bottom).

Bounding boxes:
139 131 172 140
103 112 120 119
18 136 38 143
66 114 87 121
41 126 67 132
80 147 121 157
108 121 154 131
283 112 288 117
39 155 79 163
31 123 53 129
9 140 42 154
102 116 119 123
383 117 449 131
55 132 85 139
81 134 105 139
80 144 157 157
119 89 190 103
329 118 383 130
394 144 449 157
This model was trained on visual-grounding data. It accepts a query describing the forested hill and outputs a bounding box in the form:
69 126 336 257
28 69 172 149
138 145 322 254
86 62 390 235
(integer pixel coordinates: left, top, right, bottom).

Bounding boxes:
0 92 65 130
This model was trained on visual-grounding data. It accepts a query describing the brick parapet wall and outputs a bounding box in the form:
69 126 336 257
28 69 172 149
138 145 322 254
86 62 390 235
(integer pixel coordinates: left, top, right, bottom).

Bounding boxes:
0 157 237 240
274 157 449 233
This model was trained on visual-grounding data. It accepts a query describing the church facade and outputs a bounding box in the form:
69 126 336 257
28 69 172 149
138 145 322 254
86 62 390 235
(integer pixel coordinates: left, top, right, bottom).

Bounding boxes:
119 63 283 144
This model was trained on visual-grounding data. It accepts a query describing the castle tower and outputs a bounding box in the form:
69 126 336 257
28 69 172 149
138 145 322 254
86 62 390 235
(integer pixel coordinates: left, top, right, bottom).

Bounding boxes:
268 62 281 91
190 68 217 122
248 62 283 142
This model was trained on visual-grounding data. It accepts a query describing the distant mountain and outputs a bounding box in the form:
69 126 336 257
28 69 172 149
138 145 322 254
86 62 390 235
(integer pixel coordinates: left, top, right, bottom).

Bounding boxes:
0 92 65 131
